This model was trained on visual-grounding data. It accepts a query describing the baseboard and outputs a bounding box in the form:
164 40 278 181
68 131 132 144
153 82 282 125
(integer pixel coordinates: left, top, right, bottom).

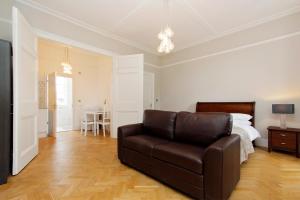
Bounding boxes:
255 138 268 147
39 132 48 138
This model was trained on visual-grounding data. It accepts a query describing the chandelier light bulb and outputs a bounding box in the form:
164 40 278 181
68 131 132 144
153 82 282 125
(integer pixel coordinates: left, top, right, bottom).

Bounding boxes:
157 44 164 53
61 62 71 68
62 64 72 74
169 42 174 50
164 27 174 37
158 31 164 40
165 47 170 54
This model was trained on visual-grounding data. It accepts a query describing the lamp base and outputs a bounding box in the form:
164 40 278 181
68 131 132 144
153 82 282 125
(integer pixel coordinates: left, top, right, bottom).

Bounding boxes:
280 114 287 129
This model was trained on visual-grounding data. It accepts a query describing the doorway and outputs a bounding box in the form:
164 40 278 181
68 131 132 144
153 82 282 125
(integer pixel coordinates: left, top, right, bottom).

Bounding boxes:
38 38 115 137
144 72 155 110
13 6 145 175
56 76 73 132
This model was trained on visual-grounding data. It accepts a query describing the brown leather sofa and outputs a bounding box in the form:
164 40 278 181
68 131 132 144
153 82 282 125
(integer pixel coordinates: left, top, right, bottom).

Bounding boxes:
118 110 240 200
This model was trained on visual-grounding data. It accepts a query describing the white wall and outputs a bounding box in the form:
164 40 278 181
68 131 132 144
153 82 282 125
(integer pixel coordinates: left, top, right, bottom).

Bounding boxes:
0 0 13 41
0 19 11 41
159 13 300 147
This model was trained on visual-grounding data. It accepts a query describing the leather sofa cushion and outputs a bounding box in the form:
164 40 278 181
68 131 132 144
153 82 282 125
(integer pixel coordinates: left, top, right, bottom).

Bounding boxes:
175 112 232 146
143 110 177 140
123 135 169 156
152 142 205 174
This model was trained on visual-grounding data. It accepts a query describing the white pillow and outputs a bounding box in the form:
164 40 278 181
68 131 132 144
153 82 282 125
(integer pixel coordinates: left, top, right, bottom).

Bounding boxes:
232 123 261 141
231 113 252 121
233 120 252 126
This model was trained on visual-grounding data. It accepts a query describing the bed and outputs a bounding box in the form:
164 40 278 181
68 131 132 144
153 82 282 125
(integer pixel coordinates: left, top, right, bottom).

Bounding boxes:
196 102 261 163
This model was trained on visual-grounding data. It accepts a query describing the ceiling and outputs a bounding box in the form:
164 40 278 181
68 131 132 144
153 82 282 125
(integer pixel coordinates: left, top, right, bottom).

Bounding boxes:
22 0 300 55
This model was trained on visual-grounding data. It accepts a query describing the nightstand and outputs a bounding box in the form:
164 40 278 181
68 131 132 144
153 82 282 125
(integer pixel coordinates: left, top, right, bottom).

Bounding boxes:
268 126 300 158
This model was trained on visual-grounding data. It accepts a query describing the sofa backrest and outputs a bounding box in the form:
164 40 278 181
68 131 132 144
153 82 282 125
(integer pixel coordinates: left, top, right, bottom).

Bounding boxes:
143 110 177 140
175 112 232 146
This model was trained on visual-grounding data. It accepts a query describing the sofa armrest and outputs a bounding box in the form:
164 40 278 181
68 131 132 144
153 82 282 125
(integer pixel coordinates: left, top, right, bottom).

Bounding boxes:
117 123 143 161
203 134 240 200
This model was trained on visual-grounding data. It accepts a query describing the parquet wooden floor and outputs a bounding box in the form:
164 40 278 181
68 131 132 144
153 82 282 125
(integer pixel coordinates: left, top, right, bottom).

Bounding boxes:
0 131 300 200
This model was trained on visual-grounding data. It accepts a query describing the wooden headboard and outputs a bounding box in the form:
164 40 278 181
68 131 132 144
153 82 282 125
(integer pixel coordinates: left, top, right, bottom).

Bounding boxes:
196 102 256 126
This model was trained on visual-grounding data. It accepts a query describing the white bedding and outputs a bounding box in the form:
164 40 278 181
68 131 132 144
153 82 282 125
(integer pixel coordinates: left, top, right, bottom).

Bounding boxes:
232 124 261 163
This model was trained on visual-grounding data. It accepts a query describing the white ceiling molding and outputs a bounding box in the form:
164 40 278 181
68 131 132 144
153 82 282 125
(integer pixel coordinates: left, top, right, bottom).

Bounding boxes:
172 5 300 53
110 0 148 32
181 0 217 35
216 6 300 39
144 62 160 69
16 0 159 55
161 30 300 68
0 17 12 24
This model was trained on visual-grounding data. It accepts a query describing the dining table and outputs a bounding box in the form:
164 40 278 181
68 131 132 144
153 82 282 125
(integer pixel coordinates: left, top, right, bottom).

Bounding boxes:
84 110 105 133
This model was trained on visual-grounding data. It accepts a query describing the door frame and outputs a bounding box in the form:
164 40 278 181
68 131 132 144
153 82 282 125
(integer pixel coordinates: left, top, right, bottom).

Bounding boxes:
55 75 73 132
144 71 155 110
35 29 119 137
47 72 57 137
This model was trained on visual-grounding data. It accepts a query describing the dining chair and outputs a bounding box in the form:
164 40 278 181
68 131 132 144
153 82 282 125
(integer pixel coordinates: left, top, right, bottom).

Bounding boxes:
96 106 110 137
81 112 96 136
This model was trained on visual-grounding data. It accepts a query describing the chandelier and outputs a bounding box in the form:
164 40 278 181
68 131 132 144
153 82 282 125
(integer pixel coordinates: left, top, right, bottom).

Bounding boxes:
61 47 72 74
157 0 174 54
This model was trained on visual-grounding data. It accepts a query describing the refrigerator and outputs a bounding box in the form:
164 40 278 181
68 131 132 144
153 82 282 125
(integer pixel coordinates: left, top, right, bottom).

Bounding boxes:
0 39 12 184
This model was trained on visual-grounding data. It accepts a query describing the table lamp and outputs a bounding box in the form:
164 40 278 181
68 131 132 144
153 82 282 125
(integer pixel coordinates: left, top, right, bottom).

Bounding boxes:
272 104 295 129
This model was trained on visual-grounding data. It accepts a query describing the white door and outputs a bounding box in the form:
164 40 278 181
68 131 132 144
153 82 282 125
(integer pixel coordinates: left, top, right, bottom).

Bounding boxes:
143 72 155 110
12 7 38 175
48 73 57 137
112 54 144 138
56 76 73 132
38 109 48 135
